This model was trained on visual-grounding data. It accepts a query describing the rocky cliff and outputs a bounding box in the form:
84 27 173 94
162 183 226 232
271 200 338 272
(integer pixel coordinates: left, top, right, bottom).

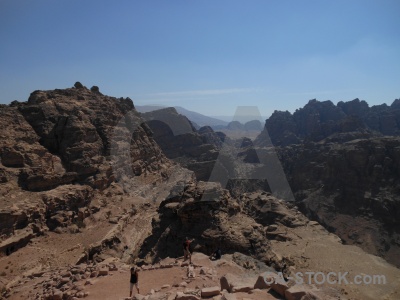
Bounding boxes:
249 98 400 267
136 181 400 300
0 83 185 271
16 83 170 189
279 138 400 266
141 108 228 181
255 98 400 147
2 87 400 300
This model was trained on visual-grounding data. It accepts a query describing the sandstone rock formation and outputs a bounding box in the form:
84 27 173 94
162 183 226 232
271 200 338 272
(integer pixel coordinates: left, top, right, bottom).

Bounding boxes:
254 98 400 147
249 98 400 267
141 108 227 181
0 83 190 295
17 85 169 189
226 121 245 131
277 137 400 266
2 86 400 300
244 120 263 131
135 184 400 299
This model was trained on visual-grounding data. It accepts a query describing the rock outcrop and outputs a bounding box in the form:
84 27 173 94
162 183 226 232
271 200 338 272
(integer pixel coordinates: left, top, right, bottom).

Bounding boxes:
0 83 177 260
134 181 400 300
250 98 400 267
140 181 309 271
277 137 400 266
255 98 400 147
141 108 227 181
2 86 400 300
17 86 169 189
226 121 245 131
244 120 263 131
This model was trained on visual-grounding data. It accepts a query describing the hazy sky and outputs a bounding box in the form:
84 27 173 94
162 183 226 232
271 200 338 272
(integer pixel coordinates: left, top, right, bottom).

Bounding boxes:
1 0 399 118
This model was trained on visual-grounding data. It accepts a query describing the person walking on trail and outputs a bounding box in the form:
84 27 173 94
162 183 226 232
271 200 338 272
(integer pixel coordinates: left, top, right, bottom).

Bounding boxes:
129 266 140 298
183 237 194 263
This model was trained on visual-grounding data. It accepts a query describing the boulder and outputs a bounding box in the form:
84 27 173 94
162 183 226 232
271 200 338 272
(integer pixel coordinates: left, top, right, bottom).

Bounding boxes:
270 280 289 297
90 85 100 93
175 291 200 300
74 82 84 89
253 272 274 289
148 292 168 300
220 273 256 293
97 267 108 276
0 148 24 167
221 293 236 300
285 285 321 300
52 290 63 300
201 286 220 298
191 252 213 268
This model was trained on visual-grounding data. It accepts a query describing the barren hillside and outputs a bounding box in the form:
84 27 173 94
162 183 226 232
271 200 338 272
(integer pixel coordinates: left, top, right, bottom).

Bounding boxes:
1 84 400 300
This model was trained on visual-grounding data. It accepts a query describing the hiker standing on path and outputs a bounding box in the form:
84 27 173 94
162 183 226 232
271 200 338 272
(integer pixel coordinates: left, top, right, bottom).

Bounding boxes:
183 237 194 263
129 266 140 298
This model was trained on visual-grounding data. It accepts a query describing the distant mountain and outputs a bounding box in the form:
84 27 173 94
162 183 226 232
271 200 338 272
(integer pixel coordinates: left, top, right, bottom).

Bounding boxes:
210 115 268 123
226 120 245 131
136 105 228 127
173 106 229 127
136 106 263 130
254 98 400 147
135 105 166 113
244 119 263 131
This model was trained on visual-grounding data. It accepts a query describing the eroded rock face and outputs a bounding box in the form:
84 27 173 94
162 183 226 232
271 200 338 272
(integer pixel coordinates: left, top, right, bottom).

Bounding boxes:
277 138 400 266
42 185 94 230
246 134 400 266
138 181 310 271
0 84 173 258
244 120 263 131
141 108 226 181
3 85 400 300
255 98 400 147
250 98 400 267
226 121 244 131
17 86 168 189
0 106 69 191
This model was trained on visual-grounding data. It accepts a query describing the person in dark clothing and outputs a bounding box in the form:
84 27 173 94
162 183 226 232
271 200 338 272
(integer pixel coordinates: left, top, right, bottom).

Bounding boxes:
129 266 140 297
183 237 194 263
210 247 222 260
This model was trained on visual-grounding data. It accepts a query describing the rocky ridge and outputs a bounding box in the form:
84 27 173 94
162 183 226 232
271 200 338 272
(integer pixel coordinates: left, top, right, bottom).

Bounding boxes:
279 137 400 266
1 86 400 300
245 98 400 267
254 98 400 147
141 108 228 181
0 83 192 295
5 181 400 299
